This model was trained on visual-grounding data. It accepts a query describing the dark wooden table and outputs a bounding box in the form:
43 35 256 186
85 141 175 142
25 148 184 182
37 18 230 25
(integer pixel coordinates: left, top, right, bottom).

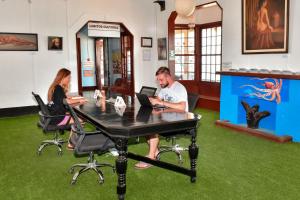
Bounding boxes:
74 99 199 200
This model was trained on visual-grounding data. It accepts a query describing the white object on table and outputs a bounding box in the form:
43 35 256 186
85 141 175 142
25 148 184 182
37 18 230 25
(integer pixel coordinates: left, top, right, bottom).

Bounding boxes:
114 96 126 116
114 105 126 116
94 89 103 99
114 96 126 107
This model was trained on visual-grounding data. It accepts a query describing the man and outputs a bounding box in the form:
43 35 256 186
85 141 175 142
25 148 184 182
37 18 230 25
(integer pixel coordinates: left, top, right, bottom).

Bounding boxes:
135 66 188 169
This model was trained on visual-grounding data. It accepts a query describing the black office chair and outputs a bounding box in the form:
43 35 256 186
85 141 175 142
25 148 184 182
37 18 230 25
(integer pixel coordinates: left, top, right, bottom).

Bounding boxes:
32 92 70 155
63 99 115 185
156 93 200 164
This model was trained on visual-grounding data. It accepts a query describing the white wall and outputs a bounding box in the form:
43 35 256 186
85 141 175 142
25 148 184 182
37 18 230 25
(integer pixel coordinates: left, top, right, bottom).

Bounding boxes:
156 0 300 71
221 0 300 71
2 0 299 109
0 0 158 108
0 0 69 108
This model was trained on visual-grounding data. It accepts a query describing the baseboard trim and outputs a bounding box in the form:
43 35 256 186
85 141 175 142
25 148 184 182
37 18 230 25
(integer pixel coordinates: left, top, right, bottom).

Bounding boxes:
0 106 38 118
215 120 292 143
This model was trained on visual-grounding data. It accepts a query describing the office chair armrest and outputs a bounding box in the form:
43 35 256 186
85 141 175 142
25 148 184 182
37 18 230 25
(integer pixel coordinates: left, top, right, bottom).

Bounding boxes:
71 124 102 136
84 131 102 135
39 111 66 119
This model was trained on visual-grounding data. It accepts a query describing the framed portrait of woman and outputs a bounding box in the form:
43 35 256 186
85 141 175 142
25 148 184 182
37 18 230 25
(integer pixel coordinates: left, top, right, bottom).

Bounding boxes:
242 0 289 54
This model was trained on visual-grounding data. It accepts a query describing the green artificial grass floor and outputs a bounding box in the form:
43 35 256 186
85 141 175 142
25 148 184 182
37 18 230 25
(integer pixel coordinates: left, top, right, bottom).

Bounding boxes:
0 109 300 200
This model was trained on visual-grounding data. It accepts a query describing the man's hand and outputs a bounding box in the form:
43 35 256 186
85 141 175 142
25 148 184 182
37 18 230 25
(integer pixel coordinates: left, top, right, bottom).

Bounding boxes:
149 97 163 106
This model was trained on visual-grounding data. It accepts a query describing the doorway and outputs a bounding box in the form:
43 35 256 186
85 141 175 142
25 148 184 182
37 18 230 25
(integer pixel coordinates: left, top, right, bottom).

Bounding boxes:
76 21 134 97
168 1 223 111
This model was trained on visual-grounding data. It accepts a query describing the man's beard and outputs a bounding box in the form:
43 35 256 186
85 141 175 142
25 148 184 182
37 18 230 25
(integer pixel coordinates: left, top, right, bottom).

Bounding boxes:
160 83 169 88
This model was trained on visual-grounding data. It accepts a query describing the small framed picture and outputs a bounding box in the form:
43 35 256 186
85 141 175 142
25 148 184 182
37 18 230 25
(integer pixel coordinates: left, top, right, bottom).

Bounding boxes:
48 36 63 50
141 37 152 48
157 38 167 60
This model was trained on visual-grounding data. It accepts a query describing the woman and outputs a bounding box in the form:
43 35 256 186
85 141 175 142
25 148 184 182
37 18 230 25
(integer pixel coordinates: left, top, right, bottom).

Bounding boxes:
47 68 87 149
253 0 275 49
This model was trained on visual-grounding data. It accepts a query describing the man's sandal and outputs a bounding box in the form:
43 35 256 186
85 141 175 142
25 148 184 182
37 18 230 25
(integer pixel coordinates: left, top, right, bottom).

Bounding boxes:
134 161 152 169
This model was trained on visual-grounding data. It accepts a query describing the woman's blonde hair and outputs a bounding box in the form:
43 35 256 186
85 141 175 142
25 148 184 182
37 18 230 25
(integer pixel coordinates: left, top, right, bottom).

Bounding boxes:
48 68 71 102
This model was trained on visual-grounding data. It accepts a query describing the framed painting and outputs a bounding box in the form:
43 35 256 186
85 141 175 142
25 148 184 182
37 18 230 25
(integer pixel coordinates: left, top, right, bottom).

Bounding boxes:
48 36 63 50
141 37 152 48
0 32 38 51
157 38 167 60
242 0 289 54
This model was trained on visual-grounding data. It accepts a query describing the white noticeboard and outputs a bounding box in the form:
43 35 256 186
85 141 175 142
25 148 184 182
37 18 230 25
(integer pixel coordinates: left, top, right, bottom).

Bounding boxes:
88 22 120 38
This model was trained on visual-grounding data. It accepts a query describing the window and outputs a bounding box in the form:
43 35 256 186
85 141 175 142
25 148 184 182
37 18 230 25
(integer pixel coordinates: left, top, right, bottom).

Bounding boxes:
121 35 132 81
174 29 195 80
127 50 131 79
200 26 222 82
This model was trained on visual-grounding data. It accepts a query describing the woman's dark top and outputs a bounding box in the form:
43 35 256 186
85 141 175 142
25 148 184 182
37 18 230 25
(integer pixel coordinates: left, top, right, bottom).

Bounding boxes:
48 85 67 124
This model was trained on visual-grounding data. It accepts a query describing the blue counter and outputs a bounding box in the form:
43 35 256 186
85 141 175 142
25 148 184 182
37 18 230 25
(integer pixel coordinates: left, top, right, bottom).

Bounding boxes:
219 71 300 142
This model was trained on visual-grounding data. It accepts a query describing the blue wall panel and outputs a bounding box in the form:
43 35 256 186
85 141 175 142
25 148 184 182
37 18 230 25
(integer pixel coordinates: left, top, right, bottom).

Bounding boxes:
220 76 239 124
220 75 300 142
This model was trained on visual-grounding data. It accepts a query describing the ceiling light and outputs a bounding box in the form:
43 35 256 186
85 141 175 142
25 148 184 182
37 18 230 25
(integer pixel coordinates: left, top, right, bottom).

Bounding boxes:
175 0 196 17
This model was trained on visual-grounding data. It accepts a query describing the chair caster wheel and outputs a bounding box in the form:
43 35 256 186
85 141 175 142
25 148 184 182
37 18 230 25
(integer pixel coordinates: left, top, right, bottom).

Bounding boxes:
118 194 125 200
71 180 76 185
99 179 104 184
135 137 140 144
178 160 183 166
191 177 196 183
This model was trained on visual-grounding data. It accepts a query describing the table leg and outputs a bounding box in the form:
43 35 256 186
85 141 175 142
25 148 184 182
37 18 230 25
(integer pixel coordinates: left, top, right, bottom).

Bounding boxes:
115 138 128 200
188 128 198 183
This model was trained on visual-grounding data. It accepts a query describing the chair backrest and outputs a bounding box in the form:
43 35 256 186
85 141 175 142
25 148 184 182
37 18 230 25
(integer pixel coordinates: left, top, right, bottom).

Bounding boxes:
187 93 200 112
32 92 50 115
63 99 84 134
63 99 114 155
139 86 157 97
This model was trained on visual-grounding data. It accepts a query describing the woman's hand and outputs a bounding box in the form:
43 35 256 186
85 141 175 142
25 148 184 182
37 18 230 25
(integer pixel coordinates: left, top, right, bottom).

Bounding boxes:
66 96 87 105
78 98 88 104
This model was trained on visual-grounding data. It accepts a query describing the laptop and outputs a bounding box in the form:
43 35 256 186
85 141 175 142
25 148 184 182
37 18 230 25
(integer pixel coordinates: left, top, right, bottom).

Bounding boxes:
136 106 153 122
139 86 157 97
135 93 166 109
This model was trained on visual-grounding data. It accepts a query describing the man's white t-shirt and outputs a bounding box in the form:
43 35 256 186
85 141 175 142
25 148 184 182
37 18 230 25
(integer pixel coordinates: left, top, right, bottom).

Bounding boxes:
158 81 188 112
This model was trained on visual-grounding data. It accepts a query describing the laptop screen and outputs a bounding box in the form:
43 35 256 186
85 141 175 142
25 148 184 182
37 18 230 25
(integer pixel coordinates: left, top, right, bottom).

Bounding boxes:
139 86 157 97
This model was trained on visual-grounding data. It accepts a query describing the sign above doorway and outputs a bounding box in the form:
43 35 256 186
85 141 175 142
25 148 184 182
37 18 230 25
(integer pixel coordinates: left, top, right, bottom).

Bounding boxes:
88 22 120 38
